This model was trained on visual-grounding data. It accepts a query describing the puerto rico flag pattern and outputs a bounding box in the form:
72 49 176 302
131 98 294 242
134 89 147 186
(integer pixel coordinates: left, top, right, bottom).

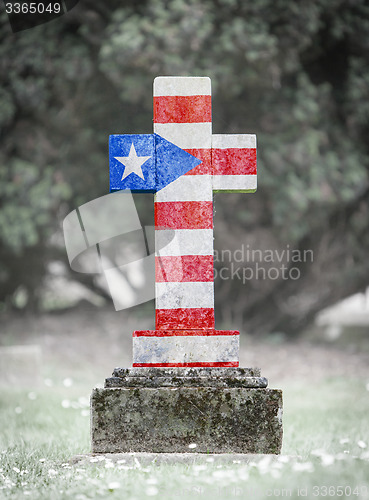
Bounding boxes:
132 76 257 367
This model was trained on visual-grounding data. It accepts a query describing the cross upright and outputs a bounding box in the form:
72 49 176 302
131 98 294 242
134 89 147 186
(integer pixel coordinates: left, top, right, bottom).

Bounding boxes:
109 76 257 368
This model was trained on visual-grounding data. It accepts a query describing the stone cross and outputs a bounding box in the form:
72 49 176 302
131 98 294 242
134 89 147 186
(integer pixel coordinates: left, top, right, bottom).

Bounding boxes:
109 76 257 368
92 77 282 456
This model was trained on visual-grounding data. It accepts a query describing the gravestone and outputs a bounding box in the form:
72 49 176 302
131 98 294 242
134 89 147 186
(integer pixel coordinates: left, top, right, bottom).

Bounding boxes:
91 77 283 453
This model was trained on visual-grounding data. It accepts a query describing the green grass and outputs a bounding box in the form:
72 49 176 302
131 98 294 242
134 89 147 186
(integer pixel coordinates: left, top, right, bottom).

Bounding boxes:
1 378 369 499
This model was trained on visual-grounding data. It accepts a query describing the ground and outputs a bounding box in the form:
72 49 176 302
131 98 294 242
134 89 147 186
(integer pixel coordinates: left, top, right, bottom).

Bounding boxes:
1 304 369 499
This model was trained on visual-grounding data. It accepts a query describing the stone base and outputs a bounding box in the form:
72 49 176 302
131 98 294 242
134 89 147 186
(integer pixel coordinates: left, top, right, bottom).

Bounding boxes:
132 330 240 367
91 368 283 454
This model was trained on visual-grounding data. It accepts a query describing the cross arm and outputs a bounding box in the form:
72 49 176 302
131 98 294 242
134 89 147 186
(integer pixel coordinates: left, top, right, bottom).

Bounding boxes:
212 134 257 193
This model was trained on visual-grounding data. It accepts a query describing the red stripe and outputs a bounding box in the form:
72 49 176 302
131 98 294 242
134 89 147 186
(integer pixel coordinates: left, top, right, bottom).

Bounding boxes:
213 148 257 176
154 95 211 124
133 361 239 367
156 308 215 330
155 201 213 229
184 149 212 175
133 329 239 337
133 362 239 367
156 255 213 282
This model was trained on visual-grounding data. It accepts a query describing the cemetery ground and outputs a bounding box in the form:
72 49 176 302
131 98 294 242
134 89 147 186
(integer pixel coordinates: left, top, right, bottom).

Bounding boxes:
1 304 369 499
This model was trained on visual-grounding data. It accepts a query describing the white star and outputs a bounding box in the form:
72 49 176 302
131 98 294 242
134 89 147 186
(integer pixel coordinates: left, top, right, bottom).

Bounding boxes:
114 143 151 181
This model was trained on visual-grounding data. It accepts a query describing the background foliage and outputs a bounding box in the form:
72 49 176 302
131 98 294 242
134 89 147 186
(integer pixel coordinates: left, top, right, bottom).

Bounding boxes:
1 0 369 334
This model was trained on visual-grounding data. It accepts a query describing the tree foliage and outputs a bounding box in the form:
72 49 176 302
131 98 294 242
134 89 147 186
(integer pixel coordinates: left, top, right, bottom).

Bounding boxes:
1 0 369 333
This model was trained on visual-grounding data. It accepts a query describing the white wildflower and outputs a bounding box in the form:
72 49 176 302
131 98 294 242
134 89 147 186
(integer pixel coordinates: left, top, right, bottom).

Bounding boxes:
108 482 121 490
188 443 197 449
212 469 235 479
238 468 249 481
321 454 335 466
271 468 281 479
193 464 207 471
256 455 272 473
146 486 158 496
292 462 314 472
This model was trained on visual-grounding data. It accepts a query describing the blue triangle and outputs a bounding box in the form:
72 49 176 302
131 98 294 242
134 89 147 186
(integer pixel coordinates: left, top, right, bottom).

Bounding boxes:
155 134 202 192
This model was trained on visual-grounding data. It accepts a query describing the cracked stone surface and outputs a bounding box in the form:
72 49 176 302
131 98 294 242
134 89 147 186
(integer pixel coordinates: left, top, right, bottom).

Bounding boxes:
106 367 267 389
91 371 283 454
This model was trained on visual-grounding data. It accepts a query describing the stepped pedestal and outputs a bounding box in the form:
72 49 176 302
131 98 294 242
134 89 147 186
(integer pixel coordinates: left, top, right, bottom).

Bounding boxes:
91 367 283 454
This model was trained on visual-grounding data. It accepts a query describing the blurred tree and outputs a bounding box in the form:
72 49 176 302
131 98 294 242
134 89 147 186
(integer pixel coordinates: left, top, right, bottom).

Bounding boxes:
0 0 368 334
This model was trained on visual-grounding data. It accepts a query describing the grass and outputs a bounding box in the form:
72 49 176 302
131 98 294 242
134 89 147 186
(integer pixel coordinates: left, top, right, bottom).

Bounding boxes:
1 377 369 499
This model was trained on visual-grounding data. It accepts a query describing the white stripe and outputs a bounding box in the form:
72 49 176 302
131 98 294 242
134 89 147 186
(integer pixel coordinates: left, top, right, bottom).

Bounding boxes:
154 123 212 149
212 134 257 149
156 229 214 256
213 175 257 192
154 76 211 97
133 335 239 364
155 175 212 202
156 282 214 309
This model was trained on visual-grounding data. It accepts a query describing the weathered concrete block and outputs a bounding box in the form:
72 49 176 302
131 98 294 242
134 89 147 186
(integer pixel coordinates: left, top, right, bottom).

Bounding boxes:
91 368 282 454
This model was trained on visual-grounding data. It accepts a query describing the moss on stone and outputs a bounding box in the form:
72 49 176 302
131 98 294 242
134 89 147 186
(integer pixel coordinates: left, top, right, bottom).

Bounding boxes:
91 386 283 454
